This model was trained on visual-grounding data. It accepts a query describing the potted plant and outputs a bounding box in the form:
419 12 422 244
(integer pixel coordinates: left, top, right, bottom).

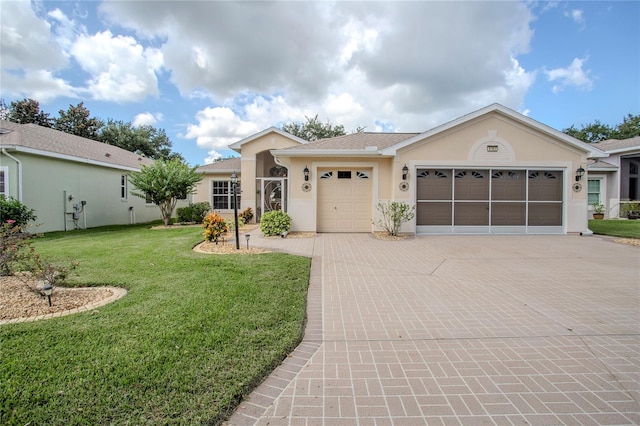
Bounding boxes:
620 202 640 220
591 202 606 219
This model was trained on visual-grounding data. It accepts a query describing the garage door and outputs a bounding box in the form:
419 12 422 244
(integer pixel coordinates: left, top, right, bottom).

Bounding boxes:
318 168 372 232
416 168 563 234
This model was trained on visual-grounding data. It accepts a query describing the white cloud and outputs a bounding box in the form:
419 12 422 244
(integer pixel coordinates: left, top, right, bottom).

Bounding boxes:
0 3 163 104
102 1 535 122
133 112 163 127
204 150 223 165
0 1 67 71
3 1 543 164
181 106 262 151
565 9 585 26
545 57 594 93
70 31 161 102
0 69 77 102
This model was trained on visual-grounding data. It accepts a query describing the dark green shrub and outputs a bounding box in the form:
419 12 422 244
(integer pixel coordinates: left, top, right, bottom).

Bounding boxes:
260 210 291 236
0 195 36 226
239 207 254 224
177 202 211 223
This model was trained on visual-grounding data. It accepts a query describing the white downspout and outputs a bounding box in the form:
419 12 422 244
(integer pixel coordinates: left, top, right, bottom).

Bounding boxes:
2 149 22 201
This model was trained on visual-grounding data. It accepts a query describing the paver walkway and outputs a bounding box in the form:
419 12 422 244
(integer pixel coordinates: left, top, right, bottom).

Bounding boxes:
228 234 639 425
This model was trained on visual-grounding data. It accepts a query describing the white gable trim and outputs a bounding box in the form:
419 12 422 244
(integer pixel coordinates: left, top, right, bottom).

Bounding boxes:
228 127 308 152
1 145 145 172
381 104 608 159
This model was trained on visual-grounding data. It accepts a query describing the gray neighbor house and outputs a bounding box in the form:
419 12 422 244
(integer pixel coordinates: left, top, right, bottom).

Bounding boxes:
0 119 182 233
587 136 640 218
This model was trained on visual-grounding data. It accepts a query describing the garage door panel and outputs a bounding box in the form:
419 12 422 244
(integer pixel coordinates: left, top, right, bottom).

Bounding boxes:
528 203 562 226
491 202 526 226
454 202 489 225
417 202 452 225
454 170 489 200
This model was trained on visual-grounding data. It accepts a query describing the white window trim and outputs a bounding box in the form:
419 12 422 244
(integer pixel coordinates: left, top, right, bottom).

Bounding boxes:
120 175 128 201
0 166 8 197
587 176 605 209
210 179 240 211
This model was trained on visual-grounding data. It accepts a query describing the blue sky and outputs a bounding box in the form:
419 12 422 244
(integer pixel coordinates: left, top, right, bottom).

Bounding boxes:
2 1 638 166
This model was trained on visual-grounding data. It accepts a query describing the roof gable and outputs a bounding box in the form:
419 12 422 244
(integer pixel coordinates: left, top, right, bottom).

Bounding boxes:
228 127 307 152
0 120 153 170
594 136 640 154
380 104 607 158
196 157 241 173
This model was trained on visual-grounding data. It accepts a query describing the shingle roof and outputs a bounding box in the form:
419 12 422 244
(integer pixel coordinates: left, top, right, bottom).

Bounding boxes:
279 132 419 151
0 120 153 170
588 159 618 170
594 137 640 153
196 157 241 173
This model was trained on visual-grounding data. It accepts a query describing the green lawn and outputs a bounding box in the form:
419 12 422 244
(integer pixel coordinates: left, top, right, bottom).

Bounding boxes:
588 219 640 239
1 223 311 425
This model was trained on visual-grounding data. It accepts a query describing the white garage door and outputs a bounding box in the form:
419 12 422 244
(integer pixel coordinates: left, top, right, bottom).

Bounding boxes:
318 168 372 232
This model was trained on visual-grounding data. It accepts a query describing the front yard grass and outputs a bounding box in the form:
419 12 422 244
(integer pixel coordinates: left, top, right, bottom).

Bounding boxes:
1 223 311 425
588 219 640 239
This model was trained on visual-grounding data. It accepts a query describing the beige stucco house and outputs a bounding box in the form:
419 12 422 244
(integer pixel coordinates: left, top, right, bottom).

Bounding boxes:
195 103 609 235
0 120 173 233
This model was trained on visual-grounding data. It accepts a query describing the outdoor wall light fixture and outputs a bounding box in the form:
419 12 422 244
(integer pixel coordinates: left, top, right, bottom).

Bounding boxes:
304 166 310 181
245 234 250 249
230 172 240 250
42 285 53 307
402 164 409 181
575 167 585 182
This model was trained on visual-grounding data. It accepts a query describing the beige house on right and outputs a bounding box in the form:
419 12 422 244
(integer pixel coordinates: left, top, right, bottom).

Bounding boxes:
195 104 616 235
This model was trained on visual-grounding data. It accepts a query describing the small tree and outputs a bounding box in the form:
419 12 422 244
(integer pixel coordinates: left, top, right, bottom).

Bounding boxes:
129 159 203 226
373 201 415 236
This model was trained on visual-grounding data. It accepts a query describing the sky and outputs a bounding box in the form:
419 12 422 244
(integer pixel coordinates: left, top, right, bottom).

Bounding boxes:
1 0 639 166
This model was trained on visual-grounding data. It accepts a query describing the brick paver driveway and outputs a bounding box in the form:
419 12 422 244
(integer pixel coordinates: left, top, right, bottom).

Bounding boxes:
229 234 639 425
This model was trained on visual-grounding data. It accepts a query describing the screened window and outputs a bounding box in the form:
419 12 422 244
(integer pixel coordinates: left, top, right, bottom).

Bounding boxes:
212 180 240 210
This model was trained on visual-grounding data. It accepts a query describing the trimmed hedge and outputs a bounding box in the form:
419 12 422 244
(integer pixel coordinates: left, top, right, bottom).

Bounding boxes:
177 202 211 223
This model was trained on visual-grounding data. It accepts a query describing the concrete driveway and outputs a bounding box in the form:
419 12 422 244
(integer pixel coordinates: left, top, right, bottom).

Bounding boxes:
228 234 639 425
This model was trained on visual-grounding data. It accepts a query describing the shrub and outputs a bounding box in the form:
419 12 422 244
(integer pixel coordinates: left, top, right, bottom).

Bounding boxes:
203 212 228 243
373 201 415 236
239 207 254 224
260 210 291 236
177 202 211 223
0 196 36 227
0 222 35 276
226 216 245 233
29 254 78 287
